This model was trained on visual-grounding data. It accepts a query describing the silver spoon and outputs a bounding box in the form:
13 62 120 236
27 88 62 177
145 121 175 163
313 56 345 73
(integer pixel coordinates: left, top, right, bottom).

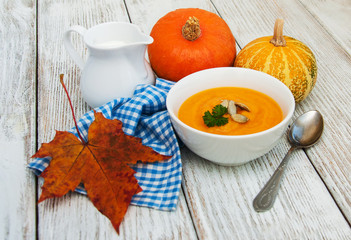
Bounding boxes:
253 110 324 212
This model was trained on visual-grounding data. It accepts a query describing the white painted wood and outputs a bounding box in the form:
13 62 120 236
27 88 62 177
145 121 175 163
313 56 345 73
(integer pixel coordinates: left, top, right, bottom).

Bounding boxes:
3 0 351 239
0 0 37 239
297 0 351 55
36 0 196 239
38 188 196 240
182 145 351 239
119 188 197 240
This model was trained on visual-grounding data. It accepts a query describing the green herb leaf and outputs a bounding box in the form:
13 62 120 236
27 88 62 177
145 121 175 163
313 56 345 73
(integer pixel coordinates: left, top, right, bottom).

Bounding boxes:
202 104 229 127
203 111 216 127
212 105 228 117
215 116 229 126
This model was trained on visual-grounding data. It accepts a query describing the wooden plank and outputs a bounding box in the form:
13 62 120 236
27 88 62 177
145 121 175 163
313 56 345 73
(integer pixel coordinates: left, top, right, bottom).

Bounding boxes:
37 0 129 238
37 189 197 239
297 0 351 55
0 0 37 239
36 0 196 239
182 147 351 239
176 0 351 238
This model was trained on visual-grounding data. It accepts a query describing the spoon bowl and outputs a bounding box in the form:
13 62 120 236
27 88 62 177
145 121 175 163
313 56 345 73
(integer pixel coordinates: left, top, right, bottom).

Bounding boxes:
253 110 324 212
288 110 324 147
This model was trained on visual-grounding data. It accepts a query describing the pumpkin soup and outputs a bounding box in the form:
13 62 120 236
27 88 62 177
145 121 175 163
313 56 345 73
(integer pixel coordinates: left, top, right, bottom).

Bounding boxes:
178 87 283 135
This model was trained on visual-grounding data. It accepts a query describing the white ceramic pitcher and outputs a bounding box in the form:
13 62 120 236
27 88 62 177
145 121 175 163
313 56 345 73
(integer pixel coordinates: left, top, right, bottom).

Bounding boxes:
64 22 155 108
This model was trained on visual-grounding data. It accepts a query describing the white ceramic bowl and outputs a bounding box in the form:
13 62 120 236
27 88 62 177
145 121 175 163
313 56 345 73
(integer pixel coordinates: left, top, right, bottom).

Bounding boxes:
166 67 295 166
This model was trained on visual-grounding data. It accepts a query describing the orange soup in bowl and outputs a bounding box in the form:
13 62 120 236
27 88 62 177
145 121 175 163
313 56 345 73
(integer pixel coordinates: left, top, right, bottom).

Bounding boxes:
178 87 283 135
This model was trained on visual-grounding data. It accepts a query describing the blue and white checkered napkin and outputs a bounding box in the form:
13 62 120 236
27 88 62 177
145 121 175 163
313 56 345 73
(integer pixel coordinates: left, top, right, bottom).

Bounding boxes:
28 78 181 211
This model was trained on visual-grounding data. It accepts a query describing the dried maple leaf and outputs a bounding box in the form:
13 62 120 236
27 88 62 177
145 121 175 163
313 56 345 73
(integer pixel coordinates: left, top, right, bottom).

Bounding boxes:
32 75 171 234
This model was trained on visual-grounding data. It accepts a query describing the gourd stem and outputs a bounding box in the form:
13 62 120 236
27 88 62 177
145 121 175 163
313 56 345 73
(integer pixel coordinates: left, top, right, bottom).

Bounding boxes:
182 16 201 41
270 19 287 47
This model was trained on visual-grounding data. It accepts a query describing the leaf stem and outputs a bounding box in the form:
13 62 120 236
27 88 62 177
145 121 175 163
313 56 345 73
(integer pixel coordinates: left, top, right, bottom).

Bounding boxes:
60 74 87 144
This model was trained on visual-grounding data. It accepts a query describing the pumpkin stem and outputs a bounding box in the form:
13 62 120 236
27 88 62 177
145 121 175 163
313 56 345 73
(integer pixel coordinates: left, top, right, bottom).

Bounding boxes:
182 16 201 41
270 19 287 47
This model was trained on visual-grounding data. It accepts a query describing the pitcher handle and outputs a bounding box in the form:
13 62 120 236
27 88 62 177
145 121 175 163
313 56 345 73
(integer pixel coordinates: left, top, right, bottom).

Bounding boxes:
64 26 87 69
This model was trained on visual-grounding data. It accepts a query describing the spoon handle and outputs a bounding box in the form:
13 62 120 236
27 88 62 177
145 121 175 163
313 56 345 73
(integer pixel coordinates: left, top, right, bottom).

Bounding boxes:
253 147 296 212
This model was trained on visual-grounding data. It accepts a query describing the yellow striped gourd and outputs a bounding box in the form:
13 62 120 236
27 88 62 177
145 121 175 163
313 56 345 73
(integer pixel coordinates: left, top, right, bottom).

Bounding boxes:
234 19 317 102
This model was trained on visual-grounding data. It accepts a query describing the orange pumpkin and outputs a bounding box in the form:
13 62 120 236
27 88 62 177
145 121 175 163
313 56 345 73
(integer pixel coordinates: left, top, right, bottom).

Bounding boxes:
148 8 236 81
234 19 317 102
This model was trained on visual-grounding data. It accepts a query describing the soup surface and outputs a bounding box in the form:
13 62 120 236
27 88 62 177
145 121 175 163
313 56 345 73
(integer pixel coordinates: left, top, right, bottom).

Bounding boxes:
178 87 283 135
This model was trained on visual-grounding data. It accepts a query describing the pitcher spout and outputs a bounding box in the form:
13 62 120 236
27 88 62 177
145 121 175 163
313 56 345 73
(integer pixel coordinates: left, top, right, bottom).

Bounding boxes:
140 34 153 46
129 25 153 46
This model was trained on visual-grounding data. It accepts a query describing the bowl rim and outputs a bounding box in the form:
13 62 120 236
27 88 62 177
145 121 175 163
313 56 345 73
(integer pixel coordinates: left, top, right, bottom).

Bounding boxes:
166 67 295 139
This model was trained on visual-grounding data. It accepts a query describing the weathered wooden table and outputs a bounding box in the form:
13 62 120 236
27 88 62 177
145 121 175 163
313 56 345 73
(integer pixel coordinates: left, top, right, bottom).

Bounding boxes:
1 0 351 239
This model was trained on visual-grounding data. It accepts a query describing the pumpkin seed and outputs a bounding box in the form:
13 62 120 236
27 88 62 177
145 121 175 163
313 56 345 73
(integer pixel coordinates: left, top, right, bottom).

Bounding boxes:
227 100 237 115
231 114 249 123
235 102 250 112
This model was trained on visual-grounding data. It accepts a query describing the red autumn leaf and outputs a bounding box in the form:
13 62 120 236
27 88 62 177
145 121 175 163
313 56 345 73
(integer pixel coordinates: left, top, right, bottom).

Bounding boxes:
32 111 171 233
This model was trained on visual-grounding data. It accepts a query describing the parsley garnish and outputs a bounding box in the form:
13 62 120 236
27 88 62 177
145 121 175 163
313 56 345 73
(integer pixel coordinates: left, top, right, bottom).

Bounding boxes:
203 104 228 127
